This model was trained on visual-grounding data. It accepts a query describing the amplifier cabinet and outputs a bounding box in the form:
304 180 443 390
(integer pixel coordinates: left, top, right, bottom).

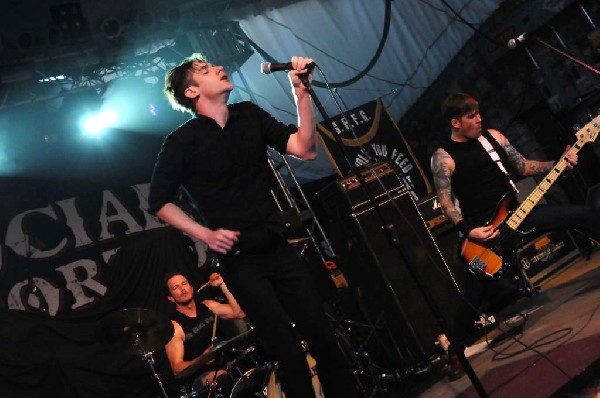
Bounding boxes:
329 192 466 363
416 193 451 231
316 162 406 221
517 230 579 286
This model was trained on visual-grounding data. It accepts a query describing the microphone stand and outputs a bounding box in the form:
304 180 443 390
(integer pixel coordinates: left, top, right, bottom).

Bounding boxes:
528 36 600 76
298 72 488 397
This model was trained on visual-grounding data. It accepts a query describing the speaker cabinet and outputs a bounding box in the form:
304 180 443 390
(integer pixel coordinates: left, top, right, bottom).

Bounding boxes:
330 193 467 364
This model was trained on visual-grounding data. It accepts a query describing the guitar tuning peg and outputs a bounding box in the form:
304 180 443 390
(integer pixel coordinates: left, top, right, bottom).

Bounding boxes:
572 124 581 131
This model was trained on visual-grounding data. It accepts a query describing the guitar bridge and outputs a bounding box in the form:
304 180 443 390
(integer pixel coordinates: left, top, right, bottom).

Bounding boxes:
469 257 487 274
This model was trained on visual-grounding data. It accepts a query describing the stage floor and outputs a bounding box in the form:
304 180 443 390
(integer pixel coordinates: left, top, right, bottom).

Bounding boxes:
415 246 600 398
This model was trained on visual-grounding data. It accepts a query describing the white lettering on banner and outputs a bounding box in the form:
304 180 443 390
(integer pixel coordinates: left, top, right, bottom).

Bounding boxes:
131 183 166 230
330 122 341 135
8 278 60 315
355 152 371 167
390 149 414 173
353 146 415 176
98 191 144 240
0 183 173 316
5 205 69 259
341 118 351 131
370 143 387 157
332 110 371 135
3 185 165 262
56 259 107 310
102 248 119 264
55 198 94 248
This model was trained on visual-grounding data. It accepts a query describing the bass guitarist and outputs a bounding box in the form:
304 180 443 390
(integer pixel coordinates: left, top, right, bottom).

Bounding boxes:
430 92 600 380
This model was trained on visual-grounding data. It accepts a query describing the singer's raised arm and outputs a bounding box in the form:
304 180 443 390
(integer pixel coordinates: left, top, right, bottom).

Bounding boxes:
285 56 317 160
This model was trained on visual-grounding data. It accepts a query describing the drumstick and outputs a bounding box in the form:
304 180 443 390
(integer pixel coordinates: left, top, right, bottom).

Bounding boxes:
211 313 218 342
195 281 211 294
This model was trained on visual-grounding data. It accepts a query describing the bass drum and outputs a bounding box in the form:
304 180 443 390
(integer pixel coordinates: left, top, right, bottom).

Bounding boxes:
230 356 324 398
230 366 281 398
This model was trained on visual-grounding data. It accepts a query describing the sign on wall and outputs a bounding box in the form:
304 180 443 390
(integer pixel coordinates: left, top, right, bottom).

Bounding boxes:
317 99 431 201
0 181 168 316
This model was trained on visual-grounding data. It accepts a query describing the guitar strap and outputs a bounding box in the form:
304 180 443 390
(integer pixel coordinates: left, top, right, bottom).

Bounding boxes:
478 132 519 193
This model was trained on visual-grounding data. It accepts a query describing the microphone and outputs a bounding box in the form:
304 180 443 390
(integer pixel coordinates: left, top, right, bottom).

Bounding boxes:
260 61 315 74
507 32 527 49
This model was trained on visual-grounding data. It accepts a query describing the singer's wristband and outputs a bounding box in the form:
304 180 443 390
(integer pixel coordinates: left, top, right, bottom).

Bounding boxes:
219 281 224 287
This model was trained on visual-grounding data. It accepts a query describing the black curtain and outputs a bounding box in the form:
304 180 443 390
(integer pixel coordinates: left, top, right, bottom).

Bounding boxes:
0 227 203 398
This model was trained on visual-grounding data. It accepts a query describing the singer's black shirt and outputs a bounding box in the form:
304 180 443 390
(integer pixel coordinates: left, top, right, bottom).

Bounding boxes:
149 101 296 252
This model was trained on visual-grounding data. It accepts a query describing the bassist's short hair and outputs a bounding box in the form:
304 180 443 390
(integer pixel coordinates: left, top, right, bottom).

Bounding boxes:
442 93 479 123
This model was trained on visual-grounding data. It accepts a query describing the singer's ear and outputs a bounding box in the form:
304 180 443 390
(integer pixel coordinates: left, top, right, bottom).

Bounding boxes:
184 86 200 99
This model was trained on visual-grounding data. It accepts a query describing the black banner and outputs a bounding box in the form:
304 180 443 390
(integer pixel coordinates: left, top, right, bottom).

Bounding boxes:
317 99 431 201
0 180 199 316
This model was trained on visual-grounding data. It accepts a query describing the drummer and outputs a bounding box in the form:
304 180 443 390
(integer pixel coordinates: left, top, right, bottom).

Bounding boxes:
164 272 245 393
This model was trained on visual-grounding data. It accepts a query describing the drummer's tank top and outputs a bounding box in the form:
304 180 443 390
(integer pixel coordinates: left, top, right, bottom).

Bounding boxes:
171 301 215 361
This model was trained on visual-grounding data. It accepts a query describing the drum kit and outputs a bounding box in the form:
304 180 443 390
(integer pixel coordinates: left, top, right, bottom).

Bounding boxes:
97 308 309 398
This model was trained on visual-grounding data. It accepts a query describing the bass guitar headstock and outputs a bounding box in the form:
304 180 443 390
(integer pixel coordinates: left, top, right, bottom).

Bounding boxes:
575 114 600 144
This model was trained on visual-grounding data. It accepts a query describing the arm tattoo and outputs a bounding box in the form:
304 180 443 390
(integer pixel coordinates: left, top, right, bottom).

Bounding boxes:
502 141 527 175
502 141 553 176
431 151 463 224
525 159 554 175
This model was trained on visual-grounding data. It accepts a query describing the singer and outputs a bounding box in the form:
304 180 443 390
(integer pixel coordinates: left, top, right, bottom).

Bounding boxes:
149 53 360 398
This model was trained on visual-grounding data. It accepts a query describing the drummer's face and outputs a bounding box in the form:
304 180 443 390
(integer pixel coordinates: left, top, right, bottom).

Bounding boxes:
167 275 194 304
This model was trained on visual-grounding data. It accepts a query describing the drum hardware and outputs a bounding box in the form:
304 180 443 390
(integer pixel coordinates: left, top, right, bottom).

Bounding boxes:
330 314 404 398
287 236 311 245
96 308 175 398
230 361 281 398
177 329 254 380
201 370 226 398
226 345 261 379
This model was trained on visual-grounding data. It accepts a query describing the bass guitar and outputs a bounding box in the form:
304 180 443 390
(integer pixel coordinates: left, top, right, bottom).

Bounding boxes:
460 115 600 278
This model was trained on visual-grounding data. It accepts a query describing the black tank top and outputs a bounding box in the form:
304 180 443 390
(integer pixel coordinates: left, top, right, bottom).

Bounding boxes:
441 130 514 225
171 301 215 361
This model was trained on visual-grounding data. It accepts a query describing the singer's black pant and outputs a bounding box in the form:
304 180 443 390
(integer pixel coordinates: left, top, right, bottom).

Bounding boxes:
218 235 359 398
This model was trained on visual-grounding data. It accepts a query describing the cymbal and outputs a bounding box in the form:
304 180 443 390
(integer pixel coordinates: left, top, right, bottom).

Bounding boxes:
97 308 174 355
176 329 253 379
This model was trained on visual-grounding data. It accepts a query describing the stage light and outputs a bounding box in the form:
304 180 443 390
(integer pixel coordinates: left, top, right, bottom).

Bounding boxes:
81 110 117 136
49 2 90 39
48 26 62 46
38 75 66 83
17 32 34 50
101 17 121 40
135 10 154 30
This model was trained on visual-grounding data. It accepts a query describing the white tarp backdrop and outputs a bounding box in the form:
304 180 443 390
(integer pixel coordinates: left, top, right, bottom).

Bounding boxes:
231 0 501 180
0 0 502 183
